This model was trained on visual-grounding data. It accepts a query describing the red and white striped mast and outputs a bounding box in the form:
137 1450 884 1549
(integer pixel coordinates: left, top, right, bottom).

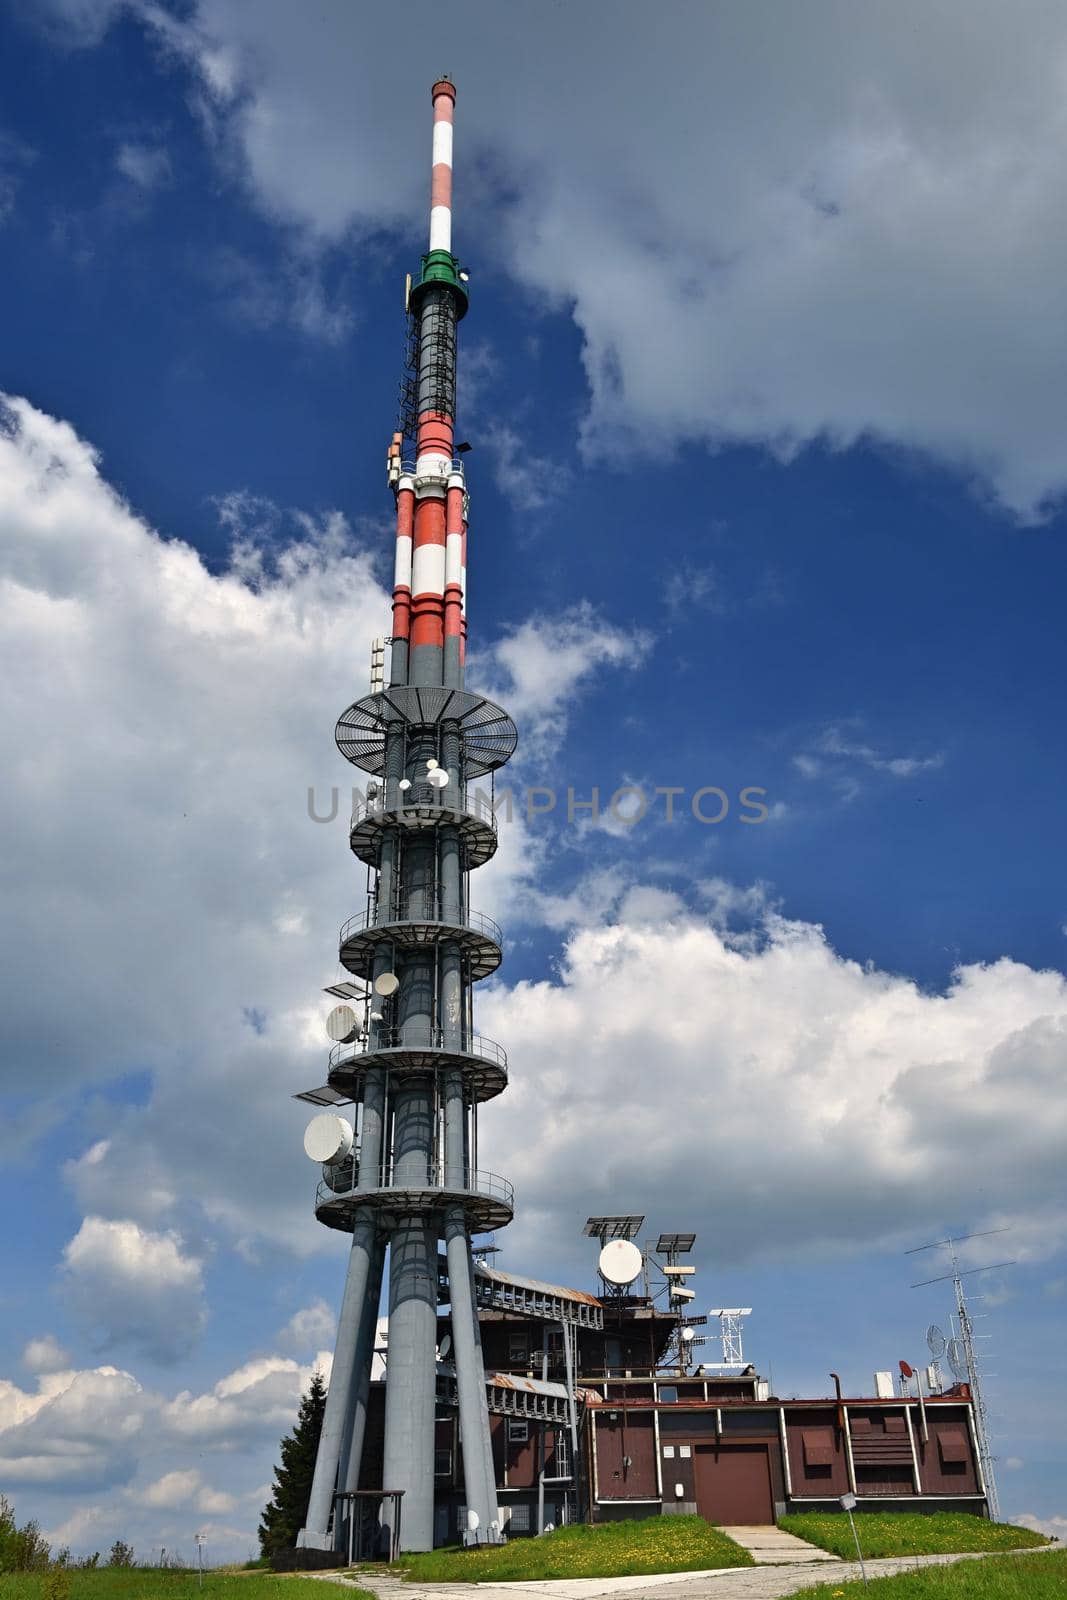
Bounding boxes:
389 76 470 692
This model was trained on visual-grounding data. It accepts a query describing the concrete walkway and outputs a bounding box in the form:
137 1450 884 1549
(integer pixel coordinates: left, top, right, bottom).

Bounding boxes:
310 1541 1054 1600
717 1529 838 1566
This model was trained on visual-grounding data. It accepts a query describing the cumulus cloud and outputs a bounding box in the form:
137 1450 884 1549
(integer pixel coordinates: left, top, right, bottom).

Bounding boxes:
60 1218 207 1365
0 1351 317 1557
478 874 1067 1268
277 1299 335 1353
1013 1512 1067 1541
0 394 638 1268
477 602 650 761
43 0 1067 520
22 1336 72 1375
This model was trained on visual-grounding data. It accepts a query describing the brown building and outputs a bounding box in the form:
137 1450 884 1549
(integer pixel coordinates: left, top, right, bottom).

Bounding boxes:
358 1256 988 1543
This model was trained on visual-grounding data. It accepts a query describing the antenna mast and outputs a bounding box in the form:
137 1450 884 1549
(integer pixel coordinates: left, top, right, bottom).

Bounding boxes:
908 1228 1014 1521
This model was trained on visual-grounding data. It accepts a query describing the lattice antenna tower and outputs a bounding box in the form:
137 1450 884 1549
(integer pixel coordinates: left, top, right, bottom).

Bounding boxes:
908 1227 1015 1522
708 1307 752 1368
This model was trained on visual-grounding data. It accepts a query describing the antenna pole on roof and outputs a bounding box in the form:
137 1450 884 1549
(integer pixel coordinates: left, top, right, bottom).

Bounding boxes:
908 1229 1013 1520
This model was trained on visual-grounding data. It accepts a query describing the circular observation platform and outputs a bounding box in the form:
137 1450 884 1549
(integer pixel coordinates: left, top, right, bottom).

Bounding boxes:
314 1166 514 1235
350 785 498 870
336 686 517 779
339 908 502 981
328 1031 507 1102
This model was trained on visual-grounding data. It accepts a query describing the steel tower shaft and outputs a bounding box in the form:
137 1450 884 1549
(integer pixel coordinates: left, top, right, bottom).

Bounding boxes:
297 78 516 1557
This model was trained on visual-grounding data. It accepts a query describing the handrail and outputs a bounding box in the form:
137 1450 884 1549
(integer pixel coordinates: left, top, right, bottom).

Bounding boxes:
351 784 498 828
316 1165 513 1208
329 1031 507 1070
340 906 502 948
398 458 466 478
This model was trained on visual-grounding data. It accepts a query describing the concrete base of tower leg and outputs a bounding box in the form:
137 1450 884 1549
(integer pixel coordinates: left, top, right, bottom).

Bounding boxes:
294 1529 336 1553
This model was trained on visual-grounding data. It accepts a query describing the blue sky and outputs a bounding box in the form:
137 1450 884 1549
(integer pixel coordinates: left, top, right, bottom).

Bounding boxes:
1 0 1065 1560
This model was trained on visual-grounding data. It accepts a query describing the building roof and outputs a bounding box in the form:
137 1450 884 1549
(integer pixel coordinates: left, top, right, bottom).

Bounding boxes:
476 1263 602 1308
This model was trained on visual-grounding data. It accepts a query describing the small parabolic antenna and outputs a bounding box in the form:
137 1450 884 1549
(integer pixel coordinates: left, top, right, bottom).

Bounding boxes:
947 1338 967 1381
426 758 440 772
599 1238 643 1287
428 767 449 789
326 1004 358 1043
926 1324 946 1359
466 1509 480 1533
438 1334 452 1360
681 1326 695 1342
398 777 411 791
303 1113 354 1165
374 972 400 997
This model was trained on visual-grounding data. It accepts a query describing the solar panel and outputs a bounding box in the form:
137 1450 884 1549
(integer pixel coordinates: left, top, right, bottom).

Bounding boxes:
323 980 367 1000
584 1215 644 1240
656 1232 696 1254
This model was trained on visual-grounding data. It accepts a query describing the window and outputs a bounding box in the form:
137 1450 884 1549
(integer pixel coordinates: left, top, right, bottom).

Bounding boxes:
508 1419 529 1443
434 1448 453 1477
802 1428 834 1467
658 1385 679 1403
938 1429 969 1465
509 1504 531 1533
662 1444 675 1458
679 1444 692 1459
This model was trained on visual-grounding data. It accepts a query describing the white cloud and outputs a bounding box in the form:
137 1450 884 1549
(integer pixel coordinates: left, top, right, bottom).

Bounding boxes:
22 1336 72 1375
792 721 944 801
476 602 650 762
60 1218 207 1365
1012 1512 1067 1541
480 422 571 515
0 394 635 1266
0 1350 320 1560
135 1469 202 1509
477 875 1067 1267
49 0 1067 520
277 1299 336 1353
115 142 171 190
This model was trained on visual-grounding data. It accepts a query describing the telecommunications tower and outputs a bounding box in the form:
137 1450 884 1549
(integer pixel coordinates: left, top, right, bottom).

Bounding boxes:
296 78 517 1555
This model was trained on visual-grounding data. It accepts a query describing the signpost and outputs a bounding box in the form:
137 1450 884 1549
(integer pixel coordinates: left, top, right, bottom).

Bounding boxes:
839 1494 868 1588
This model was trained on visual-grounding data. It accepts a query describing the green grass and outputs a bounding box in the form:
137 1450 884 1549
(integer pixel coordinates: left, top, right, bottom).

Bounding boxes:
791 1548 1066 1599
0 1573 373 1600
392 1514 754 1582
778 1513 1049 1560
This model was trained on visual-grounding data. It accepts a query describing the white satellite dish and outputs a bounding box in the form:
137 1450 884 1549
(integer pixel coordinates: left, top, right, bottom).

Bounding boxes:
947 1338 967 1381
398 778 411 791
466 1509 480 1532
303 1113 354 1165
681 1326 695 1342
374 972 400 997
438 1334 452 1360
926 1324 946 1359
426 758 440 772
325 1004 358 1043
599 1238 643 1287
428 767 449 788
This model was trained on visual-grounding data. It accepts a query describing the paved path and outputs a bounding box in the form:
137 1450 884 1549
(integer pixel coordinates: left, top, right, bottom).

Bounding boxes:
717 1529 838 1566
310 1541 1054 1600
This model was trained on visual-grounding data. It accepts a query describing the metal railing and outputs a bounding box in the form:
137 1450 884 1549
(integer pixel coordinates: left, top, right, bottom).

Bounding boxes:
316 1165 513 1209
329 1031 507 1071
340 906 502 948
350 784 498 830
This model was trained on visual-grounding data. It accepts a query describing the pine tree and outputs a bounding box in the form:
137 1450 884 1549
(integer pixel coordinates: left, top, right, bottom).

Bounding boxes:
259 1369 328 1559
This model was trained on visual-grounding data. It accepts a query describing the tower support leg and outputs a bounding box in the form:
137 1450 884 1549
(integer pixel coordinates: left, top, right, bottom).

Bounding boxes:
298 1210 379 1550
382 1216 439 1552
444 1209 501 1542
